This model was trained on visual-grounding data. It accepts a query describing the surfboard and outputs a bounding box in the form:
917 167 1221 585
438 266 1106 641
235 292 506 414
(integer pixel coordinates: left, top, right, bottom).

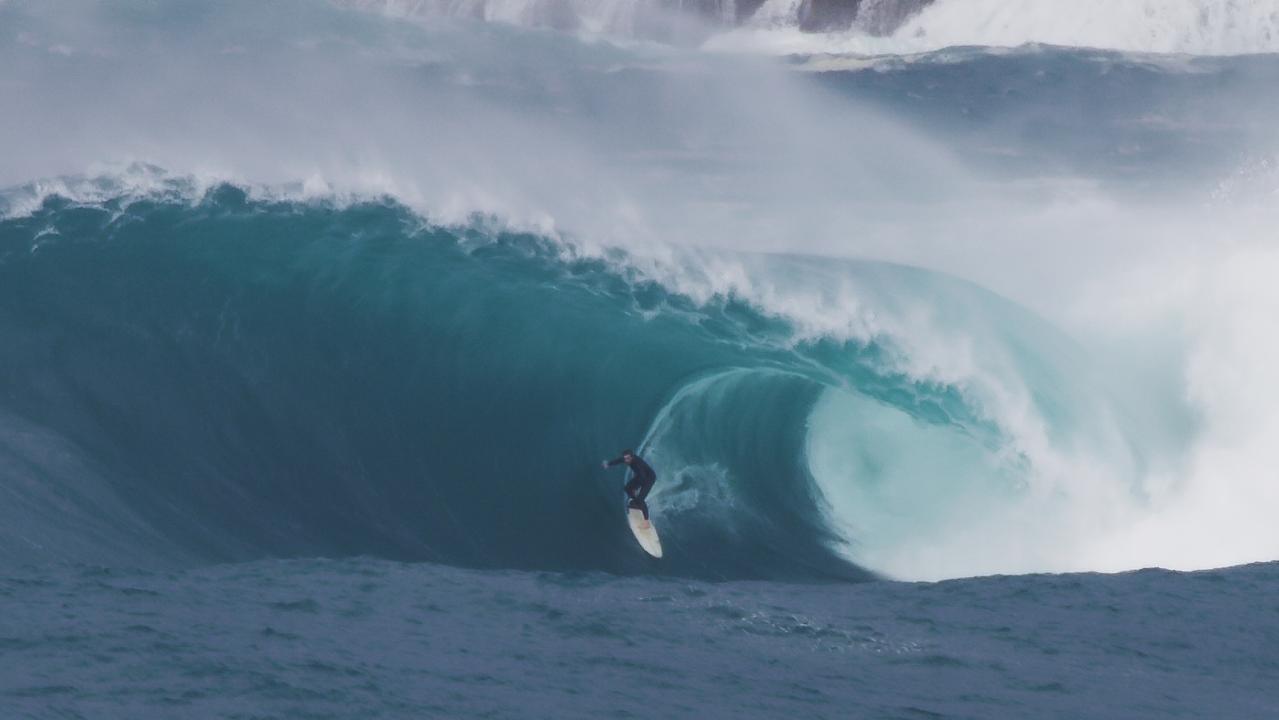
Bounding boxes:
626 504 663 558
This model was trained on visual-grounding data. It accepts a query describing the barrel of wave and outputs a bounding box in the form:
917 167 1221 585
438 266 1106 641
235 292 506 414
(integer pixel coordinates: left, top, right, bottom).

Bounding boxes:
803 376 1174 582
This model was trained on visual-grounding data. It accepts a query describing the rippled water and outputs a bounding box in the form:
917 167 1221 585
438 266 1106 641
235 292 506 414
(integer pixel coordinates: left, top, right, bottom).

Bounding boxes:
4 559 1276 719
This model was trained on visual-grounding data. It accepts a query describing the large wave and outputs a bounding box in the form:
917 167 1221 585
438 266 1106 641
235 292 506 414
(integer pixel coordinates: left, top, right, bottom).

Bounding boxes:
0 179 1192 581
0 187 855 577
2 1 1278 581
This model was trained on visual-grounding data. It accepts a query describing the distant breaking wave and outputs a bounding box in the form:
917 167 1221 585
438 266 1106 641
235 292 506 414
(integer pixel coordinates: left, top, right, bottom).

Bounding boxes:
345 0 1279 55
857 0 1279 55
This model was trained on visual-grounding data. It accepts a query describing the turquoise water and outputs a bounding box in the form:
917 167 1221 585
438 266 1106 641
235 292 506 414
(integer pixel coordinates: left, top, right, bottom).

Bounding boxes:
0 191 1047 579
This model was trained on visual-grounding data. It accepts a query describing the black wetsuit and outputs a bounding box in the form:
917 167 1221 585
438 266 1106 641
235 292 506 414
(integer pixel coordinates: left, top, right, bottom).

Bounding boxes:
607 454 656 519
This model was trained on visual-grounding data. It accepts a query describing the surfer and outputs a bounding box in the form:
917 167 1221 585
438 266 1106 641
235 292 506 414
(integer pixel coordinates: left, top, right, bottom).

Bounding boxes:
602 450 656 520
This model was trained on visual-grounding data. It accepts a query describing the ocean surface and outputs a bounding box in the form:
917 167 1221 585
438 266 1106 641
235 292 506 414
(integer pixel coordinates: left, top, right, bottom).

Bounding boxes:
3 1 1279 718
5 559 1277 719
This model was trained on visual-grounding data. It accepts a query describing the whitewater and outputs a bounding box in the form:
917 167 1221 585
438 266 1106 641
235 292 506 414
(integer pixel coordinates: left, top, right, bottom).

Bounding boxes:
2 1 1278 718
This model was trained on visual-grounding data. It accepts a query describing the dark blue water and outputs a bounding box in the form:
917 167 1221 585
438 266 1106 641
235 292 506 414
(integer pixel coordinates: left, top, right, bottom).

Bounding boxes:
805 48 1279 187
4 558 1277 719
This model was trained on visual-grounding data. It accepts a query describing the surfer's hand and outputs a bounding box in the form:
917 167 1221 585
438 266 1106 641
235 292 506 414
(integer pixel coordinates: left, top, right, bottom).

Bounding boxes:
601 460 609 469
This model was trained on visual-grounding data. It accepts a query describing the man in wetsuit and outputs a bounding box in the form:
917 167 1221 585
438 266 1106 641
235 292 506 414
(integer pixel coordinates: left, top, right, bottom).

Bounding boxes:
602 449 656 521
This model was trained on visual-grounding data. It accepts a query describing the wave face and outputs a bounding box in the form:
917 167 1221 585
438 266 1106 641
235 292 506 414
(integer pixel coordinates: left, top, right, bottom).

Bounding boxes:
0 186 1147 580
0 190 851 577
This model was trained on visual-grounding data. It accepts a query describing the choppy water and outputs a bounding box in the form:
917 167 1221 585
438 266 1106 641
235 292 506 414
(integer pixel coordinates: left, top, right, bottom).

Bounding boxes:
5 558 1277 719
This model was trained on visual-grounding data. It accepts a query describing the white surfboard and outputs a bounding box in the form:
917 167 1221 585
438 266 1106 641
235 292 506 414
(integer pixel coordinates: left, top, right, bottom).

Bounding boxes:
626 505 663 558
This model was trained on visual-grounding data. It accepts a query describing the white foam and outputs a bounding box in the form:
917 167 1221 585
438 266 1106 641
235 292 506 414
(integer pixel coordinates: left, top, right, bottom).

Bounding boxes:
0 163 212 219
710 0 1279 56
897 0 1279 55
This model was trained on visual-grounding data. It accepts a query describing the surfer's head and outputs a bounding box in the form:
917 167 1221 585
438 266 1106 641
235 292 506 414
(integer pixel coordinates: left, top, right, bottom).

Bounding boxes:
621 450 635 463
